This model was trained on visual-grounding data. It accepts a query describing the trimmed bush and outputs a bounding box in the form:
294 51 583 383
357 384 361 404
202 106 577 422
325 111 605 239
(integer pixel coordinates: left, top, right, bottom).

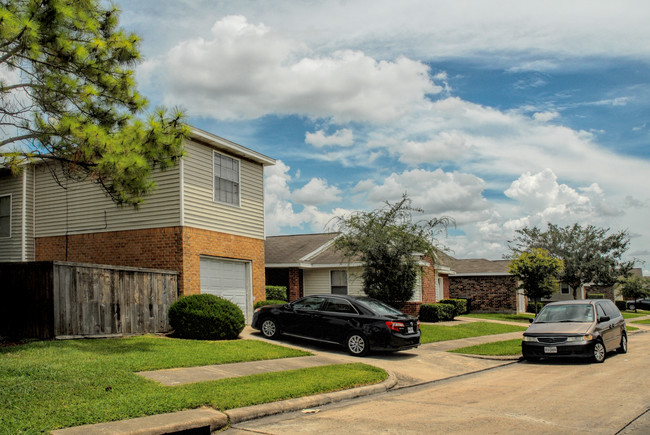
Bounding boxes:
587 293 605 299
168 294 245 340
439 298 468 316
254 299 287 310
615 300 628 311
527 301 545 314
265 286 287 301
419 303 456 322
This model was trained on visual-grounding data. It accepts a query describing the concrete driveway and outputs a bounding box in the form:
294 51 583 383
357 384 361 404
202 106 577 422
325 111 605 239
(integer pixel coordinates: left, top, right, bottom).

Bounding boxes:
241 324 523 388
225 330 650 434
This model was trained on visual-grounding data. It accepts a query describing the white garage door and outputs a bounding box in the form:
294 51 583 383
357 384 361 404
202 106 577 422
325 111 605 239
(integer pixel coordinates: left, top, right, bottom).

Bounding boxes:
200 257 250 321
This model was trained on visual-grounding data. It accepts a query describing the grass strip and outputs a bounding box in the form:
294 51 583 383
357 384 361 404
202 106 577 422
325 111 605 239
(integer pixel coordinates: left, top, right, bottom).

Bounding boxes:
0 336 385 434
419 322 526 344
449 338 523 356
622 311 650 319
460 313 534 323
630 319 650 325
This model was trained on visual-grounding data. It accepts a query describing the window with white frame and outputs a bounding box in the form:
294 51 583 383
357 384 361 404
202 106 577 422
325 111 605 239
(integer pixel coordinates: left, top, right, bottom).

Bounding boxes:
561 283 570 295
213 151 240 206
0 195 10 238
331 270 348 295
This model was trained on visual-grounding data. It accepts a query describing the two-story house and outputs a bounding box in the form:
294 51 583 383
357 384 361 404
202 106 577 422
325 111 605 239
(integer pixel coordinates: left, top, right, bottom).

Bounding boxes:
0 127 274 321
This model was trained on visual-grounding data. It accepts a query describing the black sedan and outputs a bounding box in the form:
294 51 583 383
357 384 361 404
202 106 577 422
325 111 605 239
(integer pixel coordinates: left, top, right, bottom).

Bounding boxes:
251 294 420 356
627 298 650 311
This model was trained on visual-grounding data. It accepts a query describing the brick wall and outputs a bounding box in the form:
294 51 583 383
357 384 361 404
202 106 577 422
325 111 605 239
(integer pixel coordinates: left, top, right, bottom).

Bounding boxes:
449 275 519 312
287 267 303 301
421 263 436 303
585 284 616 301
35 226 266 303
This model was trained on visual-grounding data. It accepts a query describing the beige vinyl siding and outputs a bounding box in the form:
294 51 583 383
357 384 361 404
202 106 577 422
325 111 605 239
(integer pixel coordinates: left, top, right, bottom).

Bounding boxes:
23 167 35 260
182 140 265 239
35 164 181 237
303 268 365 296
0 169 30 261
303 267 423 301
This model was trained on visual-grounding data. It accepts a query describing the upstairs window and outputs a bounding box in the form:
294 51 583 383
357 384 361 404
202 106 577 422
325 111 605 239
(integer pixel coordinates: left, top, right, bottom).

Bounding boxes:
0 195 10 238
214 152 240 206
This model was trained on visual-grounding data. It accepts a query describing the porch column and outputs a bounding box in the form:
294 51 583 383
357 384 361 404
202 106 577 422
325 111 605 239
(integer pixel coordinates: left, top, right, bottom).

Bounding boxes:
288 267 303 301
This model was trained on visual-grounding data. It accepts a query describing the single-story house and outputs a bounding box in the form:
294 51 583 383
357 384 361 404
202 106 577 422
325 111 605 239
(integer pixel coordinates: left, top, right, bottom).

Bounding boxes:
264 233 454 315
0 127 274 322
437 252 524 313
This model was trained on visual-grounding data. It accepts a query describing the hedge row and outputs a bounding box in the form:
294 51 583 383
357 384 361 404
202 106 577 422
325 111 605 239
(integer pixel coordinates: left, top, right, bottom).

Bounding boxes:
419 303 456 322
438 298 468 315
254 299 287 309
266 286 287 301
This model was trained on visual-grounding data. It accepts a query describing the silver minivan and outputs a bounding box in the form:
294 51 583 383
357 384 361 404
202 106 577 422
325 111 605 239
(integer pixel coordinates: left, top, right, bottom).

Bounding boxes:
522 299 627 363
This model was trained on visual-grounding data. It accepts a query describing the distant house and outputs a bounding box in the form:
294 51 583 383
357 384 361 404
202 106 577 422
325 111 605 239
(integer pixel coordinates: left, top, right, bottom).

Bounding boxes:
0 127 275 321
438 252 524 313
264 233 453 315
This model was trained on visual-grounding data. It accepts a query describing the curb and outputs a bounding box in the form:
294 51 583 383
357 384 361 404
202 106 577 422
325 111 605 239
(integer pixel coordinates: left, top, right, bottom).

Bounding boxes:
226 370 397 424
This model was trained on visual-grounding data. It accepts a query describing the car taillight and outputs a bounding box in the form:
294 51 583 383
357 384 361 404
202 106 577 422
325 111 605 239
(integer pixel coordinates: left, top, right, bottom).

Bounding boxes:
385 321 405 332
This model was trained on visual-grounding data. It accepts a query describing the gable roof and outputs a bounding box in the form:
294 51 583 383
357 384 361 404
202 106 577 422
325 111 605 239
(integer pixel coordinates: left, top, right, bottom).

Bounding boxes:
436 251 510 276
265 233 345 266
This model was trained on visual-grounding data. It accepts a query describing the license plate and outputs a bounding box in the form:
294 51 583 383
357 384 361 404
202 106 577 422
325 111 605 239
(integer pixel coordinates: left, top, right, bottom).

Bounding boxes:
407 327 414 334
544 346 557 354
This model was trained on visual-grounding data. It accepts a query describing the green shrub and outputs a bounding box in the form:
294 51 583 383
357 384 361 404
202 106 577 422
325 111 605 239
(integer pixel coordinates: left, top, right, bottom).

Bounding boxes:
587 293 605 299
615 300 628 311
265 286 287 301
419 303 456 322
527 301 545 314
438 298 468 315
254 299 287 309
168 294 245 340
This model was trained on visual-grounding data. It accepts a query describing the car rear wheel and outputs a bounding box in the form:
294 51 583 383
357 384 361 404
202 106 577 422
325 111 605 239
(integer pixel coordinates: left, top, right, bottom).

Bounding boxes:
628 303 636 311
617 334 628 354
261 318 280 339
592 340 606 363
346 332 369 357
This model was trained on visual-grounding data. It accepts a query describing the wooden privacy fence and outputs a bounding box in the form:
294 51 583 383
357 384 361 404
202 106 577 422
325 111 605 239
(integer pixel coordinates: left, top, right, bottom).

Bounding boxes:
0 261 178 339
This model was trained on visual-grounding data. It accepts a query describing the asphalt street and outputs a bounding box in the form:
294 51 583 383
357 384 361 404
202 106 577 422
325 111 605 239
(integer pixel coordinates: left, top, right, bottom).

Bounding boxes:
224 331 650 434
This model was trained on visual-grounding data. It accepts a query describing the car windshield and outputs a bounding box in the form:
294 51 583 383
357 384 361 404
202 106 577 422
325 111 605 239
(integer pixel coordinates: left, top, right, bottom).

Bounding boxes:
535 304 594 323
356 298 404 316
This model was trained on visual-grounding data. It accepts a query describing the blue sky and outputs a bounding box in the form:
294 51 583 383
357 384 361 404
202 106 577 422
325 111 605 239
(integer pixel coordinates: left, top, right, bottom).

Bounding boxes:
118 0 650 272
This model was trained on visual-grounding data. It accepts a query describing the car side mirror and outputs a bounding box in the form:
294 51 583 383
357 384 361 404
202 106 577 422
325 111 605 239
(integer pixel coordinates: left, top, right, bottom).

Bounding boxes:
528 318 534 323
598 316 610 323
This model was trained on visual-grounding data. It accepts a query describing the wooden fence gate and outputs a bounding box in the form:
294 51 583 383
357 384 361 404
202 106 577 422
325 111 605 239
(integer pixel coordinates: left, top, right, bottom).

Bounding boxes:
0 261 178 339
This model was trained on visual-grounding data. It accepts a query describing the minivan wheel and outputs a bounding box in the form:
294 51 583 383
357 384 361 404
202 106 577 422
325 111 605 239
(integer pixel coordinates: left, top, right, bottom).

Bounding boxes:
618 334 628 354
261 318 280 339
346 333 369 357
593 340 606 363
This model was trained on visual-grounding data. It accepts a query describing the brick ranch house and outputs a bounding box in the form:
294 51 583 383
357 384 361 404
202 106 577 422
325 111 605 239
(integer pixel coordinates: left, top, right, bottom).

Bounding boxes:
437 252 524 313
264 233 454 316
0 127 274 322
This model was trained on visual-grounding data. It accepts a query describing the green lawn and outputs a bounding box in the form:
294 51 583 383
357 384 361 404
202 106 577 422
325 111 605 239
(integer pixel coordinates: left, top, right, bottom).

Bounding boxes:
631 319 650 325
622 310 650 319
450 338 523 356
420 321 526 344
0 336 386 434
460 313 535 323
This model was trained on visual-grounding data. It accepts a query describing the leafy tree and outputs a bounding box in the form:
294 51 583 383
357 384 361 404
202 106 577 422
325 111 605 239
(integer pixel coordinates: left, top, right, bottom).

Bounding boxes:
508 248 563 314
619 275 650 312
331 194 453 307
0 0 189 205
508 223 633 299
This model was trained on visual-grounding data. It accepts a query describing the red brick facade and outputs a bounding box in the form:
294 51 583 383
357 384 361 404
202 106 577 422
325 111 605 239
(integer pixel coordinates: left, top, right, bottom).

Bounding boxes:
449 275 519 313
35 226 265 303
